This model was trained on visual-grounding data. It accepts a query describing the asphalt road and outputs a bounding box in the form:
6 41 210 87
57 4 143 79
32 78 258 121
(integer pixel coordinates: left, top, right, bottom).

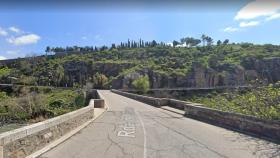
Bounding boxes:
41 90 280 158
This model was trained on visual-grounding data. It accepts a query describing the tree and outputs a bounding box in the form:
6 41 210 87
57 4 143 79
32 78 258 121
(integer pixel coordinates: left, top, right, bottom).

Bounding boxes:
172 40 180 47
111 43 116 49
100 45 108 51
151 40 157 47
93 73 108 89
94 46 98 51
66 46 74 52
201 34 213 46
54 65 64 87
191 39 201 47
132 75 150 94
205 36 213 46
223 39 229 45
201 34 207 46
128 39 131 48
180 38 186 45
45 46 51 54
217 40 222 46
181 37 201 47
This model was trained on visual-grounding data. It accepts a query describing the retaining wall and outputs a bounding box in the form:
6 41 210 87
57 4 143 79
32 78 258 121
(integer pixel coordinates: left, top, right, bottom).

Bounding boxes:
112 89 280 143
0 93 105 158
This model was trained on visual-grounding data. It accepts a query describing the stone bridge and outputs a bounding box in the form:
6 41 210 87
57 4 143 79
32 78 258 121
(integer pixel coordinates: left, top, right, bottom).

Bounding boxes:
0 90 279 158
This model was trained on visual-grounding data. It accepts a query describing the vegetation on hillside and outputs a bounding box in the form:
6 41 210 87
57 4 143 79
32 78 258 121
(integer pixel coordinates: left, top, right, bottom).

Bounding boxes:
185 83 280 121
0 36 280 123
0 87 85 123
1 36 280 88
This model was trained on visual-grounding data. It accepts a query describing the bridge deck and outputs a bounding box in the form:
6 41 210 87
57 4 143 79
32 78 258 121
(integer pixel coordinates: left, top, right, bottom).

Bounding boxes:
41 90 279 158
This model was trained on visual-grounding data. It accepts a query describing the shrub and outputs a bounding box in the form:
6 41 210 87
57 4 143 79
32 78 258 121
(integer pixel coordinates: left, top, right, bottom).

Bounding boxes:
93 73 108 89
0 88 86 121
186 85 280 121
0 92 7 99
132 75 150 94
0 67 11 78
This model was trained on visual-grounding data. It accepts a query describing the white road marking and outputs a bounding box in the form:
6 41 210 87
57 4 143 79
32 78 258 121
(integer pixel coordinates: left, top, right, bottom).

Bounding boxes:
117 113 136 138
118 99 147 158
135 111 147 158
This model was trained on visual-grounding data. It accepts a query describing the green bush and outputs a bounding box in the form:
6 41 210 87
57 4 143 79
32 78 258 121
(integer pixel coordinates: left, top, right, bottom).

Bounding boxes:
132 75 150 94
0 88 86 121
0 67 11 78
92 73 108 89
186 85 280 121
0 92 7 99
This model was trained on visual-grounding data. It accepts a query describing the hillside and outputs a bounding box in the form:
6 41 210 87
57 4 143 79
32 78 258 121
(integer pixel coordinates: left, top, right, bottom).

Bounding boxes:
1 43 280 89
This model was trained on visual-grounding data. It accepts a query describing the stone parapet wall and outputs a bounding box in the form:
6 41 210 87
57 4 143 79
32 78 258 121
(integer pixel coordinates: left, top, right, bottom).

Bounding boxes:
111 89 166 107
111 89 280 143
183 103 280 142
0 97 103 158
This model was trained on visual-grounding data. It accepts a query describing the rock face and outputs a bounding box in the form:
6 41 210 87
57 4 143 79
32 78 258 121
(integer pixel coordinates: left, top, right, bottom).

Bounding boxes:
111 57 280 89
62 61 135 87
242 57 280 83
111 63 247 89
1 56 280 89
59 57 280 89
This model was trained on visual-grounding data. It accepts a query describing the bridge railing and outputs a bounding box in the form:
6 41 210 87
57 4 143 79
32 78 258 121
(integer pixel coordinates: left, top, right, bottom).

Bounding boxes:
120 85 254 92
112 89 280 143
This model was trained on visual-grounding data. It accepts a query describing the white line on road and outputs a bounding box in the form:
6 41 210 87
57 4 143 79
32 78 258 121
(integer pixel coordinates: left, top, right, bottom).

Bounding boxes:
122 99 147 158
135 111 147 158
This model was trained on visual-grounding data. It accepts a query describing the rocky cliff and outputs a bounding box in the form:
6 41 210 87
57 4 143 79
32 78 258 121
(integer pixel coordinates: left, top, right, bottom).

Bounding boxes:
62 61 135 87
1 56 280 89
111 57 280 89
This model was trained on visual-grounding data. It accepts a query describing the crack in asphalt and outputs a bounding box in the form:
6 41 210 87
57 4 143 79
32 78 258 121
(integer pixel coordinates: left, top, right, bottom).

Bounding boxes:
105 133 134 158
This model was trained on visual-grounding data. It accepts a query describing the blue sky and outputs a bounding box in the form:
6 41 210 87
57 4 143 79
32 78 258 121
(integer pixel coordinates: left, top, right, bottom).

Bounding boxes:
0 0 280 59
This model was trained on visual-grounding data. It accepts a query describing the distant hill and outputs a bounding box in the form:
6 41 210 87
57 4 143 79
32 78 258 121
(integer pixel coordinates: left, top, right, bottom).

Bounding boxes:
1 43 280 89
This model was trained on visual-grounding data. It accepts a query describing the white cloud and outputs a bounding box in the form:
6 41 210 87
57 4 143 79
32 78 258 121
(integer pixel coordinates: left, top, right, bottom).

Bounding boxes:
6 50 19 55
0 27 8 36
7 34 40 46
0 56 7 60
81 36 87 40
223 27 239 32
265 13 280 21
9 26 21 33
235 0 280 20
94 35 102 41
239 21 260 27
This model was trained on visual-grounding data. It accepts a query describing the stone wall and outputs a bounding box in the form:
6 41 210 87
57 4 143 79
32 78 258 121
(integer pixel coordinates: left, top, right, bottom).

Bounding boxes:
112 90 280 143
123 86 252 99
0 97 104 158
183 102 280 141
111 90 167 107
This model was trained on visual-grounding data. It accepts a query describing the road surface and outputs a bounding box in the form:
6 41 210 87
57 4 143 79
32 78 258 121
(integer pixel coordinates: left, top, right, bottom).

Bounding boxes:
41 90 280 158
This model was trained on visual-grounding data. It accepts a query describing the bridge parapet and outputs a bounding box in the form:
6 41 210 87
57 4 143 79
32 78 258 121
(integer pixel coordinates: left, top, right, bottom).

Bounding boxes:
111 89 280 143
0 91 106 158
